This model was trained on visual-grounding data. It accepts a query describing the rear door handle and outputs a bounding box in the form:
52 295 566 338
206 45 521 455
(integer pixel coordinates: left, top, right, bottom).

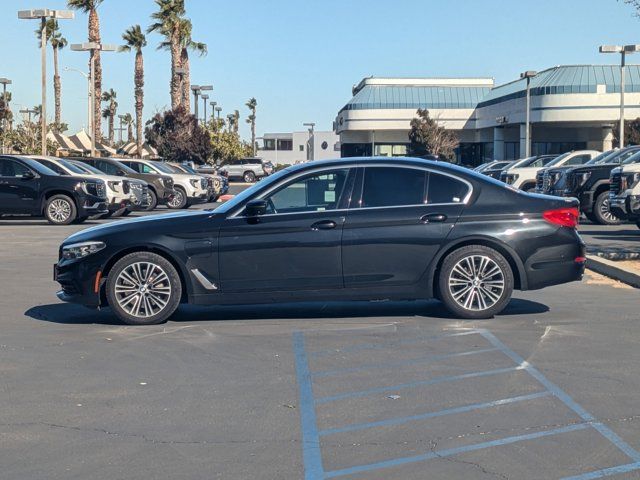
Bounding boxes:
420 213 447 224
311 220 337 230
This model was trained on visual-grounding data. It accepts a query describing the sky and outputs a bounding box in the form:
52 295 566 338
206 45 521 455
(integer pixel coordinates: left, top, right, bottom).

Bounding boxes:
3 0 640 140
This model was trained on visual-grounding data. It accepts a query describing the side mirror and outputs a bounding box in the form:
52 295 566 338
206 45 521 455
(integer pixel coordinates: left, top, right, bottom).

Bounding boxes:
245 199 267 217
21 170 36 180
117 169 126 177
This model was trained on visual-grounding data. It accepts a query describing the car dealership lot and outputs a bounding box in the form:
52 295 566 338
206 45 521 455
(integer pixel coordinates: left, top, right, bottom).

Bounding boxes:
2 209 640 479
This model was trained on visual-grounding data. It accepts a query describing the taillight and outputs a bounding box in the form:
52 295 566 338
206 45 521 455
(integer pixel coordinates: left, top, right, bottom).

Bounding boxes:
543 207 580 228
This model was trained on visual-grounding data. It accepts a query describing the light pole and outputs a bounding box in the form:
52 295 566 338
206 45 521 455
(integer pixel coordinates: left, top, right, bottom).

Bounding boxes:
227 114 235 133
18 9 74 155
70 42 117 157
117 114 127 144
209 101 216 122
201 94 209 124
303 122 316 161
215 106 222 120
190 84 212 123
599 45 640 148
520 71 537 158
64 66 91 129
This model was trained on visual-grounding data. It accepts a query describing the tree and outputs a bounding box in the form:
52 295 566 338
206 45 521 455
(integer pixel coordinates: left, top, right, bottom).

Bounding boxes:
178 19 207 111
613 118 640 147
101 88 117 145
121 112 134 142
120 25 146 154
0 117 56 155
145 106 211 164
148 0 186 110
68 0 104 141
245 97 257 156
0 92 13 131
36 19 67 127
208 128 252 165
407 109 459 160
233 110 240 135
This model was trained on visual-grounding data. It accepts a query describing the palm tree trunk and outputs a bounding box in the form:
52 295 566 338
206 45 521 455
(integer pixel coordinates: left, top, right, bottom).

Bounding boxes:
135 49 144 154
108 111 114 145
251 111 256 156
170 30 181 110
53 46 61 127
128 122 133 143
89 8 102 142
180 48 190 112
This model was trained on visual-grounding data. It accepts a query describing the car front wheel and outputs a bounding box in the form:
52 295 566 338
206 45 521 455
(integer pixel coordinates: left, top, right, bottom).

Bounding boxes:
243 171 256 183
438 245 514 319
167 187 187 209
144 190 158 211
44 194 77 225
106 252 182 325
593 191 621 225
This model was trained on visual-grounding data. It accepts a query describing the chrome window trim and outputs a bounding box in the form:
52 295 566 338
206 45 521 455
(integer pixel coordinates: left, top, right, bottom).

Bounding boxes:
228 162 473 219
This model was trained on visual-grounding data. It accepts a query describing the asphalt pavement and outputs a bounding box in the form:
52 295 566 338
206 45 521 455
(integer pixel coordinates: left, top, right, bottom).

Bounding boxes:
2 198 640 479
579 221 640 258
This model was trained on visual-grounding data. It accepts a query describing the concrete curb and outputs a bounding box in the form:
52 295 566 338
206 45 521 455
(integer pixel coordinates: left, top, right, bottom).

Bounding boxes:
586 255 640 289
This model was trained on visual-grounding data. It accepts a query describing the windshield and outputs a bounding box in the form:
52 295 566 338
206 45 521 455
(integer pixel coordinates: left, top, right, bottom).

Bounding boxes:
69 161 104 175
622 151 640 165
586 150 616 165
149 161 176 174
544 153 572 167
21 157 59 176
110 160 137 174
177 164 198 174
56 158 87 174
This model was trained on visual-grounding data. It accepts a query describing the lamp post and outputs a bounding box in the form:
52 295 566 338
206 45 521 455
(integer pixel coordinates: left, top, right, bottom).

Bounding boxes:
215 106 222 119
201 94 209 124
18 9 74 155
303 122 316 161
63 66 91 130
209 101 216 122
190 84 213 123
117 114 127 144
70 42 117 157
599 45 640 148
520 71 537 158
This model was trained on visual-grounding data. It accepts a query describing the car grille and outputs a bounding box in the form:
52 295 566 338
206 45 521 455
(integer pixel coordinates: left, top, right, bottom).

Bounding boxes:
201 178 207 190
565 172 576 192
610 172 622 196
129 182 148 205
122 179 130 194
96 182 106 198
536 172 545 191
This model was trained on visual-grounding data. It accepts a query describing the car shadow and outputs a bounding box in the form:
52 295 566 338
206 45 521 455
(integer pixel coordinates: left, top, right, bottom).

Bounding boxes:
25 298 549 326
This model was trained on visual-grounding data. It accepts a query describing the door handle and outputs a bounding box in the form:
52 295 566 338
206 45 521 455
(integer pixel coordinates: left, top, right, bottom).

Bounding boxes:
311 220 337 231
420 213 447 224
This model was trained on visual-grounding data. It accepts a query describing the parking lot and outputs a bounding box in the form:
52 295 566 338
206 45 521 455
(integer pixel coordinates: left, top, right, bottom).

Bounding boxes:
2 205 640 479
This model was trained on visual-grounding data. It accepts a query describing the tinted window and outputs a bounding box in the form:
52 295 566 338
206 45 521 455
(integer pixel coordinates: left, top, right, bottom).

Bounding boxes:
564 154 591 166
263 169 348 214
97 160 122 176
361 167 426 208
38 159 67 175
0 158 30 177
427 173 468 204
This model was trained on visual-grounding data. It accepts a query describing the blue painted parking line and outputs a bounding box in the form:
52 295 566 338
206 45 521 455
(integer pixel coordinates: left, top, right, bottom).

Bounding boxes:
307 330 479 358
311 347 499 378
324 423 591 478
315 365 524 404
318 391 552 437
561 461 640 480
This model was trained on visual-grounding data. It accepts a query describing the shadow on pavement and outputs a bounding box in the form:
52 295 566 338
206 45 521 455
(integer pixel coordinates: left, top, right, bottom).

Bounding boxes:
25 297 549 325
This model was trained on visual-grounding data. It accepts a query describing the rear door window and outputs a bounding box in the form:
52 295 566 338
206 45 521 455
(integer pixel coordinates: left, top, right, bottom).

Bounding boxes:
361 167 427 208
426 173 469 204
0 158 30 177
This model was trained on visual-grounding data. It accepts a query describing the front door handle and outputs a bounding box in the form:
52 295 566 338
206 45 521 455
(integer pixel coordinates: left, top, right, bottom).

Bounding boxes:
311 220 337 231
420 213 447 224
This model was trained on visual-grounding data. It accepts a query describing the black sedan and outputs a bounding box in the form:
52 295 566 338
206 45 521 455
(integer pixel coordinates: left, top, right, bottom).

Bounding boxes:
54 157 585 325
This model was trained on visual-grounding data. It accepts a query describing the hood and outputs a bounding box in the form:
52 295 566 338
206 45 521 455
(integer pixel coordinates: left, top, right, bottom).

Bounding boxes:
545 165 574 174
570 163 617 174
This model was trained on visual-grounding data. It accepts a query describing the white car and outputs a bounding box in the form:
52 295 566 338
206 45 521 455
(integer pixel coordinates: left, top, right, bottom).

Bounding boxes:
609 159 640 228
27 156 148 217
121 159 209 209
501 151 600 191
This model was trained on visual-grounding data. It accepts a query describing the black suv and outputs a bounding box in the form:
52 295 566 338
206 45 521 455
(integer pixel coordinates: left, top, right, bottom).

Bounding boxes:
0 155 107 225
562 146 640 224
73 157 175 211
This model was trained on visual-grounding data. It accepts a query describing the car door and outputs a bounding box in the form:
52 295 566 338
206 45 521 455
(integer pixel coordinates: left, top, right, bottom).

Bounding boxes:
342 165 470 288
218 167 354 292
0 158 40 213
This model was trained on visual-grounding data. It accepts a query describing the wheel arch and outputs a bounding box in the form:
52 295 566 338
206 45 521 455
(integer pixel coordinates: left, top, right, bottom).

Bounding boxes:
40 189 78 214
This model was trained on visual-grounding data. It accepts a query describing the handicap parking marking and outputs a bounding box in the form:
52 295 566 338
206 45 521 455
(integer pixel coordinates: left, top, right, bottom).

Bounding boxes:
293 327 640 480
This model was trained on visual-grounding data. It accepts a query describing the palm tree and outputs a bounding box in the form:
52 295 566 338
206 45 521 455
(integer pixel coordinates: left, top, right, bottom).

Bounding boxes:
148 0 186 110
176 19 207 111
68 0 104 141
245 97 257 155
122 113 134 143
233 110 240 135
120 25 147 154
36 19 67 128
101 88 117 145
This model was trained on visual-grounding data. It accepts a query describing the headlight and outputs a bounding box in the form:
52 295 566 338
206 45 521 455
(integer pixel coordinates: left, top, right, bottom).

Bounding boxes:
576 172 591 187
107 181 120 192
62 241 106 260
190 178 199 188
628 172 640 189
79 181 100 196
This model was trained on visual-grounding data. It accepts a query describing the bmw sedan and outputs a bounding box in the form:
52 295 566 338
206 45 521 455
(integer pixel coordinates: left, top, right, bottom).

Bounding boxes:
54 157 585 325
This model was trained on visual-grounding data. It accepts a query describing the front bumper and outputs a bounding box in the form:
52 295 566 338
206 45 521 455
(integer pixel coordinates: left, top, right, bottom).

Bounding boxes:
79 199 108 216
158 189 176 205
54 258 103 307
108 197 132 212
609 195 629 220
188 191 209 204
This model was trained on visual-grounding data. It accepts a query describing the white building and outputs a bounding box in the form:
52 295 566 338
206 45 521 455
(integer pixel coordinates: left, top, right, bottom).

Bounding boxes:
258 130 340 165
335 65 639 166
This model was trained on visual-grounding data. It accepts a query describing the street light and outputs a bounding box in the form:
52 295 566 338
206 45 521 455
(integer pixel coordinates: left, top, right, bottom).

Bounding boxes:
209 101 217 122
303 122 316 161
227 113 235 132
190 84 212 122
599 44 640 148
63 66 91 129
18 8 74 155
70 42 117 157
520 71 537 158
201 94 209 124
215 106 222 119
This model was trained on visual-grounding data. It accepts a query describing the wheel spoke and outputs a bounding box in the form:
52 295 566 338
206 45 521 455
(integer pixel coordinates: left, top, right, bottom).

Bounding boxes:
114 262 172 319
449 254 505 312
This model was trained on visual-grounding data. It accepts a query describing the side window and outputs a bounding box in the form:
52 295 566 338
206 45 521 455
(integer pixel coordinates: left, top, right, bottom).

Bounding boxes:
141 164 156 174
39 160 66 175
565 155 590 166
0 159 30 177
97 161 118 176
427 173 469 204
263 169 349 214
361 167 426 208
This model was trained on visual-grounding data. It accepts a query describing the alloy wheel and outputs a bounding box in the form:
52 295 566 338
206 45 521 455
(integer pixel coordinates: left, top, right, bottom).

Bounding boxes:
448 255 505 311
113 262 172 318
168 190 184 208
599 197 619 223
47 199 72 223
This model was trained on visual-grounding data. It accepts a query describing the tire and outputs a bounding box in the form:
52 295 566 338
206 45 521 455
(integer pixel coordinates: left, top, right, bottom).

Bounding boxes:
521 183 536 193
593 191 621 225
111 207 127 218
144 190 158 211
167 187 187 209
438 245 514 319
121 209 133 217
101 210 114 219
106 251 182 326
243 171 256 183
44 194 77 225
74 216 89 224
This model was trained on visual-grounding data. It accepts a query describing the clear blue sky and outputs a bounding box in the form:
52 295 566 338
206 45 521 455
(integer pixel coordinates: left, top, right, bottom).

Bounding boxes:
3 0 640 139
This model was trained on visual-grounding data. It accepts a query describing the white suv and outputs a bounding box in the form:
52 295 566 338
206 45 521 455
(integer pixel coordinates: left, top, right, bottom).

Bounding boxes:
121 159 209 209
609 162 640 228
501 151 599 191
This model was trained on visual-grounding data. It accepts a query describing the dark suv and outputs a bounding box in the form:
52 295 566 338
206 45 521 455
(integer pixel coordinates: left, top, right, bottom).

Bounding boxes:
73 157 175 211
562 146 640 224
0 155 107 225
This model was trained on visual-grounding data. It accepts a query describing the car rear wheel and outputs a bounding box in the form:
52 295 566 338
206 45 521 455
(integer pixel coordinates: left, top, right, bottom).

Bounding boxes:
438 245 514 319
243 171 256 183
167 187 187 209
593 191 621 225
106 252 182 325
44 194 77 225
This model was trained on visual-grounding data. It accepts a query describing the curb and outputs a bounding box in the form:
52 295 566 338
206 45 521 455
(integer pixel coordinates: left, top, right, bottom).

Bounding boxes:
586 255 640 289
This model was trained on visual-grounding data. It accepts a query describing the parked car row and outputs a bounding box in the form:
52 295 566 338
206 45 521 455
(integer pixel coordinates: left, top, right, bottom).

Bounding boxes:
0 154 228 225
